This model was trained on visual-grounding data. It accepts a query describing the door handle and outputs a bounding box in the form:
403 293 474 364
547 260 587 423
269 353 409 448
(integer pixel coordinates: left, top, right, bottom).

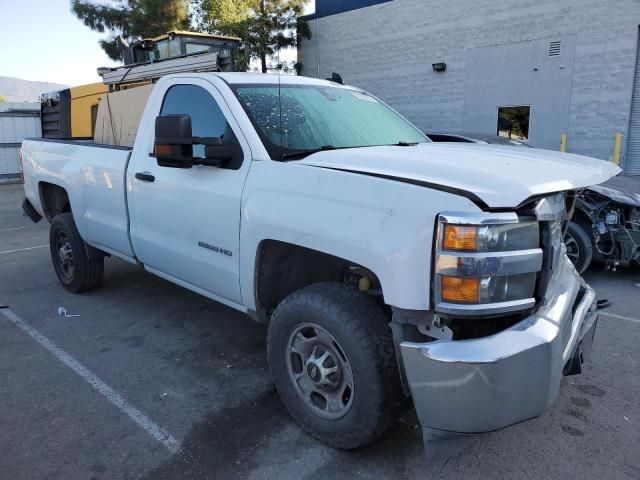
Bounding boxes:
135 172 155 182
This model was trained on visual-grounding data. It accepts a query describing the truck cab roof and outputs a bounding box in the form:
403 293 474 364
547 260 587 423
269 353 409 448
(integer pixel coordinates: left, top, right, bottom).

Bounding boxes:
204 72 353 88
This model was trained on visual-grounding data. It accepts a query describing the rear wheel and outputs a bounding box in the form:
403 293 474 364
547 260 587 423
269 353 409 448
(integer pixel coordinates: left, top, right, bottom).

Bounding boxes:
267 282 400 449
49 213 104 293
564 221 593 274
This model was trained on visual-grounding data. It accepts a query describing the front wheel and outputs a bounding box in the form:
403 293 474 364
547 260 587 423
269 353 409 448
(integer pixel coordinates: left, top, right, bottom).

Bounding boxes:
564 221 593 274
267 282 400 449
49 213 104 293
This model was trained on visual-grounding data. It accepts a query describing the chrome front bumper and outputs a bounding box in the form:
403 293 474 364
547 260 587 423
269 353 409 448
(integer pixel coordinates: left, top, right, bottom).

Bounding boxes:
400 254 598 434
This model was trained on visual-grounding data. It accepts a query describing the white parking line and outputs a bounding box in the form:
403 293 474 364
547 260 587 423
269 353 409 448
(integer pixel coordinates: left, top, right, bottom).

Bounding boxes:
599 311 640 324
0 245 48 255
0 306 180 454
0 226 25 232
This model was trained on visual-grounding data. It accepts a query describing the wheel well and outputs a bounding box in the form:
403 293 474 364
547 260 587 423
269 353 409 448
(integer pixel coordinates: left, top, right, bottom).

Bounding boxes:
571 206 594 233
254 240 382 323
39 182 71 222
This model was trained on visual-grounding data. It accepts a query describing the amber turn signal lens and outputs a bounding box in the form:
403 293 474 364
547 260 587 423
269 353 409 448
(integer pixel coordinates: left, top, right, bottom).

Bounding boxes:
441 276 479 303
155 144 172 156
443 225 477 251
443 225 478 250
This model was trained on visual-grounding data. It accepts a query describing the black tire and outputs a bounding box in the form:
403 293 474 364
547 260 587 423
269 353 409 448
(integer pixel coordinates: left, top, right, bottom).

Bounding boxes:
49 213 104 293
267 282 400 449
564 221 593 274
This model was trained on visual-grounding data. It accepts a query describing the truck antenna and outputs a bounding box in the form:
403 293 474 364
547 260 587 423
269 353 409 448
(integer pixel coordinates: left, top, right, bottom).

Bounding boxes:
278 64 283 158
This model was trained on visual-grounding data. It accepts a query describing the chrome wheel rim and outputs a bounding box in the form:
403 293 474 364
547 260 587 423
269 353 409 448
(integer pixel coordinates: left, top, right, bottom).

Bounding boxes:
564 233 580 265
286 323 354 419
56 232 74 281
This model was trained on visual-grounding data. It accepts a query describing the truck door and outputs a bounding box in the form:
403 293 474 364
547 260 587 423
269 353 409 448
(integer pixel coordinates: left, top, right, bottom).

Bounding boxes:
127 78 250 306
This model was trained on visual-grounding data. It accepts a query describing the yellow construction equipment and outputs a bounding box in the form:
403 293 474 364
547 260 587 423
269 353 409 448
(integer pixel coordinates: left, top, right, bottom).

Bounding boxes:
40 31 243 140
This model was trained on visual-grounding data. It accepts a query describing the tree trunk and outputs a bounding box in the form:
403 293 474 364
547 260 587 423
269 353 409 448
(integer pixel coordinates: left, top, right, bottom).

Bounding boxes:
259 0 268 73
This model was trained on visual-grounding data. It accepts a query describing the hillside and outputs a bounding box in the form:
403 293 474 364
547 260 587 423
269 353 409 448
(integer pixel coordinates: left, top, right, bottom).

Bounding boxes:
0 76 67 103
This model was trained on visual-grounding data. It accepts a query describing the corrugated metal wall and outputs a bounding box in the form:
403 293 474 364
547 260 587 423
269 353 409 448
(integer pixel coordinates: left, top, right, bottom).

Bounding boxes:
0 102 41 182
625 30 640 176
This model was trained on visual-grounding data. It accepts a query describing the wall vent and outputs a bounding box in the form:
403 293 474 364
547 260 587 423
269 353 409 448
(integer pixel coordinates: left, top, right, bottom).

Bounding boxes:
548 40 561 57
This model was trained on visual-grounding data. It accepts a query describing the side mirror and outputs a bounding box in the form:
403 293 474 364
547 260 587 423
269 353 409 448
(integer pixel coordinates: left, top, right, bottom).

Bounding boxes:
198 136 234 166
154 115 240 169
154 115 194 168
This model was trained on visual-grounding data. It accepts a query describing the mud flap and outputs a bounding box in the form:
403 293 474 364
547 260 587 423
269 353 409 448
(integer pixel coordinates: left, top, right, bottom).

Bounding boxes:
22 198 42 223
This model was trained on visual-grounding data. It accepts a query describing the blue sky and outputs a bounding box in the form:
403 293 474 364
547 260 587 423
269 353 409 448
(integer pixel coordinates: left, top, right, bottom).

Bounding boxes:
0 0 315 86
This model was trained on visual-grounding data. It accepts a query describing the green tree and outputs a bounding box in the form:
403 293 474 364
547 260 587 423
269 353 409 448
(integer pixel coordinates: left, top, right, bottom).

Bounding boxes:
71 0 191 61
192 0 253 36
194 0 311 73
192 0 254 70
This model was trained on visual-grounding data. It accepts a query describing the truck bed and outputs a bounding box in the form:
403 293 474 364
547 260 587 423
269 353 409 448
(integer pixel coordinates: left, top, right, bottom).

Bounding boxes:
21 138 135 260
25 137 133 151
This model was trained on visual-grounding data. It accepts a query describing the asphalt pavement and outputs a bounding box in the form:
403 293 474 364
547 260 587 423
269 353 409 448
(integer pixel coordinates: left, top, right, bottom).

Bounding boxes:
0 183 638 479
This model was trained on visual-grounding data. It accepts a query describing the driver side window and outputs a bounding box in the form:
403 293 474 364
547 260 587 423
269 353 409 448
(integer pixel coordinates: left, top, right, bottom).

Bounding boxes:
160 84 228 158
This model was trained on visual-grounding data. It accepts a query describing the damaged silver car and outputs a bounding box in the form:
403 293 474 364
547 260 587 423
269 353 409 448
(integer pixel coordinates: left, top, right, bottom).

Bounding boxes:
565 175 640 272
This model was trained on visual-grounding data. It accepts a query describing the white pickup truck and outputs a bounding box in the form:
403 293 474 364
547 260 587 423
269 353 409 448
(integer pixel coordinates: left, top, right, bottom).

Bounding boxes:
21 73 619 450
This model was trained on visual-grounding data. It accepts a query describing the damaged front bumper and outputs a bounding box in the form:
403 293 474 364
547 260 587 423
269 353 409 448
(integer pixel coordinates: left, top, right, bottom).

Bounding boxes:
400 254 598 435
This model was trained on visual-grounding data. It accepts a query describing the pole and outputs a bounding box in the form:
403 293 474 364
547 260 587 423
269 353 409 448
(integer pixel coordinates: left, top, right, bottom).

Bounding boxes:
612 132 622 166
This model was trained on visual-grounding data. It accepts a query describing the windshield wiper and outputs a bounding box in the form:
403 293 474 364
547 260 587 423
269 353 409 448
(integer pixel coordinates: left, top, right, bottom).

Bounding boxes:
281 145 337 160
390 141 419 146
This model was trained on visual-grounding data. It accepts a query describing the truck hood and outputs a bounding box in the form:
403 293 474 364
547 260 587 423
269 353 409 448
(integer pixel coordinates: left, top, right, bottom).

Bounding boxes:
298 143 621 208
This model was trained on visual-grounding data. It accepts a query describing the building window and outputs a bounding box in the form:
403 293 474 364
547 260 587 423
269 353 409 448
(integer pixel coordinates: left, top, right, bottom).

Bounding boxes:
497 106 530 141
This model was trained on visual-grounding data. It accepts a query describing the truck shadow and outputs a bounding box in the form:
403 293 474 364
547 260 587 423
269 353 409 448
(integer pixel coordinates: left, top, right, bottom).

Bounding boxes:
103 260 620 480
141 390 429 480
98 263 453 479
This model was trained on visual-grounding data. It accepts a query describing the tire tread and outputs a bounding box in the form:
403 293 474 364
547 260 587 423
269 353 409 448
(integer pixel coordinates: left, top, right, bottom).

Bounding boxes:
49 213 104 293
567 221 593 274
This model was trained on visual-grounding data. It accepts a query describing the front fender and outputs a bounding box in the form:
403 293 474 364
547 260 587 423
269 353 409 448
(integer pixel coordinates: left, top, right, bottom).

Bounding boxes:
239 160 481 311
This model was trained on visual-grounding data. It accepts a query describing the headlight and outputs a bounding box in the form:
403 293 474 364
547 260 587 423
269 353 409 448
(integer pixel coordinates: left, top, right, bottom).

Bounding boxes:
435 212 542 316
443 222 539 252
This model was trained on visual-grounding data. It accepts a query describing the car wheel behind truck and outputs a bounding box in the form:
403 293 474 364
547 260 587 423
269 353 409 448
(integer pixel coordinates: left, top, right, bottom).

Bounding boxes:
564 221 593 274
267 282 401 449
49 213 104 293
